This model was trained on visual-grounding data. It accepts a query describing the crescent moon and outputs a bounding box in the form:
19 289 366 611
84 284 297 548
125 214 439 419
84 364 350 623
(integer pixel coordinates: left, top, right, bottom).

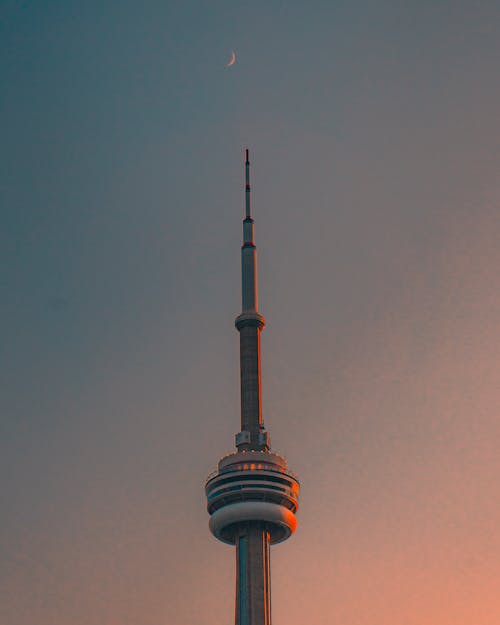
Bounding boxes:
226 51 236 67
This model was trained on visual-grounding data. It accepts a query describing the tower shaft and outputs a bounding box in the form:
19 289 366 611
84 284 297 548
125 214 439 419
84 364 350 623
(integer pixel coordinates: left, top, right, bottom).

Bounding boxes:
239 324 263 442
236 524 271 625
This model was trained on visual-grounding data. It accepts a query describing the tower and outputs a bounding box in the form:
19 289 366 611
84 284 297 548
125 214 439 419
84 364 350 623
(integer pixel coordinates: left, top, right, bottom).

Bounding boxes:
205 150 300 625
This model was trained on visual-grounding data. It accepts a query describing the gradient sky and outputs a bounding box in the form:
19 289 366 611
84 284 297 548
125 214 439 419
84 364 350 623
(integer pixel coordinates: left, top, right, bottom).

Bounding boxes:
1 2 499 624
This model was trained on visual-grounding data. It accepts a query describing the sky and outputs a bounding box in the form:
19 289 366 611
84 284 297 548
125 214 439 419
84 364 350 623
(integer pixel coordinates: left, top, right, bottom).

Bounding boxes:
1 1 499 624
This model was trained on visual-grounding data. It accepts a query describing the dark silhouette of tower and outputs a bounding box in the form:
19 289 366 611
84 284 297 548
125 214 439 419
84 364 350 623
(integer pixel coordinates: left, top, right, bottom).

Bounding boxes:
205 150 299 625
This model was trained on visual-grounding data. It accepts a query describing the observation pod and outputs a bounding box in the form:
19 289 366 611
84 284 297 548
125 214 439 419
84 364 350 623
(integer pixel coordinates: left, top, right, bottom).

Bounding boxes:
206 451 300 545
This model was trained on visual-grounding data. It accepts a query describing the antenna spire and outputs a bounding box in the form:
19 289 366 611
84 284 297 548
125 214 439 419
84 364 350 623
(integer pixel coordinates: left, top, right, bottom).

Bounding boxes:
235 148 267 450
241 148 257 307
245 148 251 218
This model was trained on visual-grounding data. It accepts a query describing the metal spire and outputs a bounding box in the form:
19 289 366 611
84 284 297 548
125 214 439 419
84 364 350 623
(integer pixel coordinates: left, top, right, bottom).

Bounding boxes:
235 148 267 450
245 148 251 218
241 150 258 310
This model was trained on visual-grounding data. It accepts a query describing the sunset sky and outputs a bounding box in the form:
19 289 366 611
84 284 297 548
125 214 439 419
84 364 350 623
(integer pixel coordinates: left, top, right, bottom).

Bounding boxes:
1 2 499 624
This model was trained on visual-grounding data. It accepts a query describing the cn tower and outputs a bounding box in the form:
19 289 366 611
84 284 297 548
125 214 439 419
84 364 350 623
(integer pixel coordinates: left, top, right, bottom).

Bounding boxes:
205 150 300 625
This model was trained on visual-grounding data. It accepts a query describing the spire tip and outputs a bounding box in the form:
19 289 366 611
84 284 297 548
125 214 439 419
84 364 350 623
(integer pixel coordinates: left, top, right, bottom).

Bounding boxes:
245 149 251 218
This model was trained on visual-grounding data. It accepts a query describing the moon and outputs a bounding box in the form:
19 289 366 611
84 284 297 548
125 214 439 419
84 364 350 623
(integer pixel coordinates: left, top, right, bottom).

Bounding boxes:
226 51 236 67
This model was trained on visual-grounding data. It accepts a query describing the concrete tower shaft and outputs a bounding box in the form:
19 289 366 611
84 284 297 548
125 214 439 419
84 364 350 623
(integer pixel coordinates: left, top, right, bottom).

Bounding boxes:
236 525 271 625
205 150 299 625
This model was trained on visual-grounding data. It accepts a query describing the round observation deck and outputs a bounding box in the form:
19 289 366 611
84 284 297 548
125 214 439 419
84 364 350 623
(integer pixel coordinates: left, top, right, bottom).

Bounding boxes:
205 450 299 545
